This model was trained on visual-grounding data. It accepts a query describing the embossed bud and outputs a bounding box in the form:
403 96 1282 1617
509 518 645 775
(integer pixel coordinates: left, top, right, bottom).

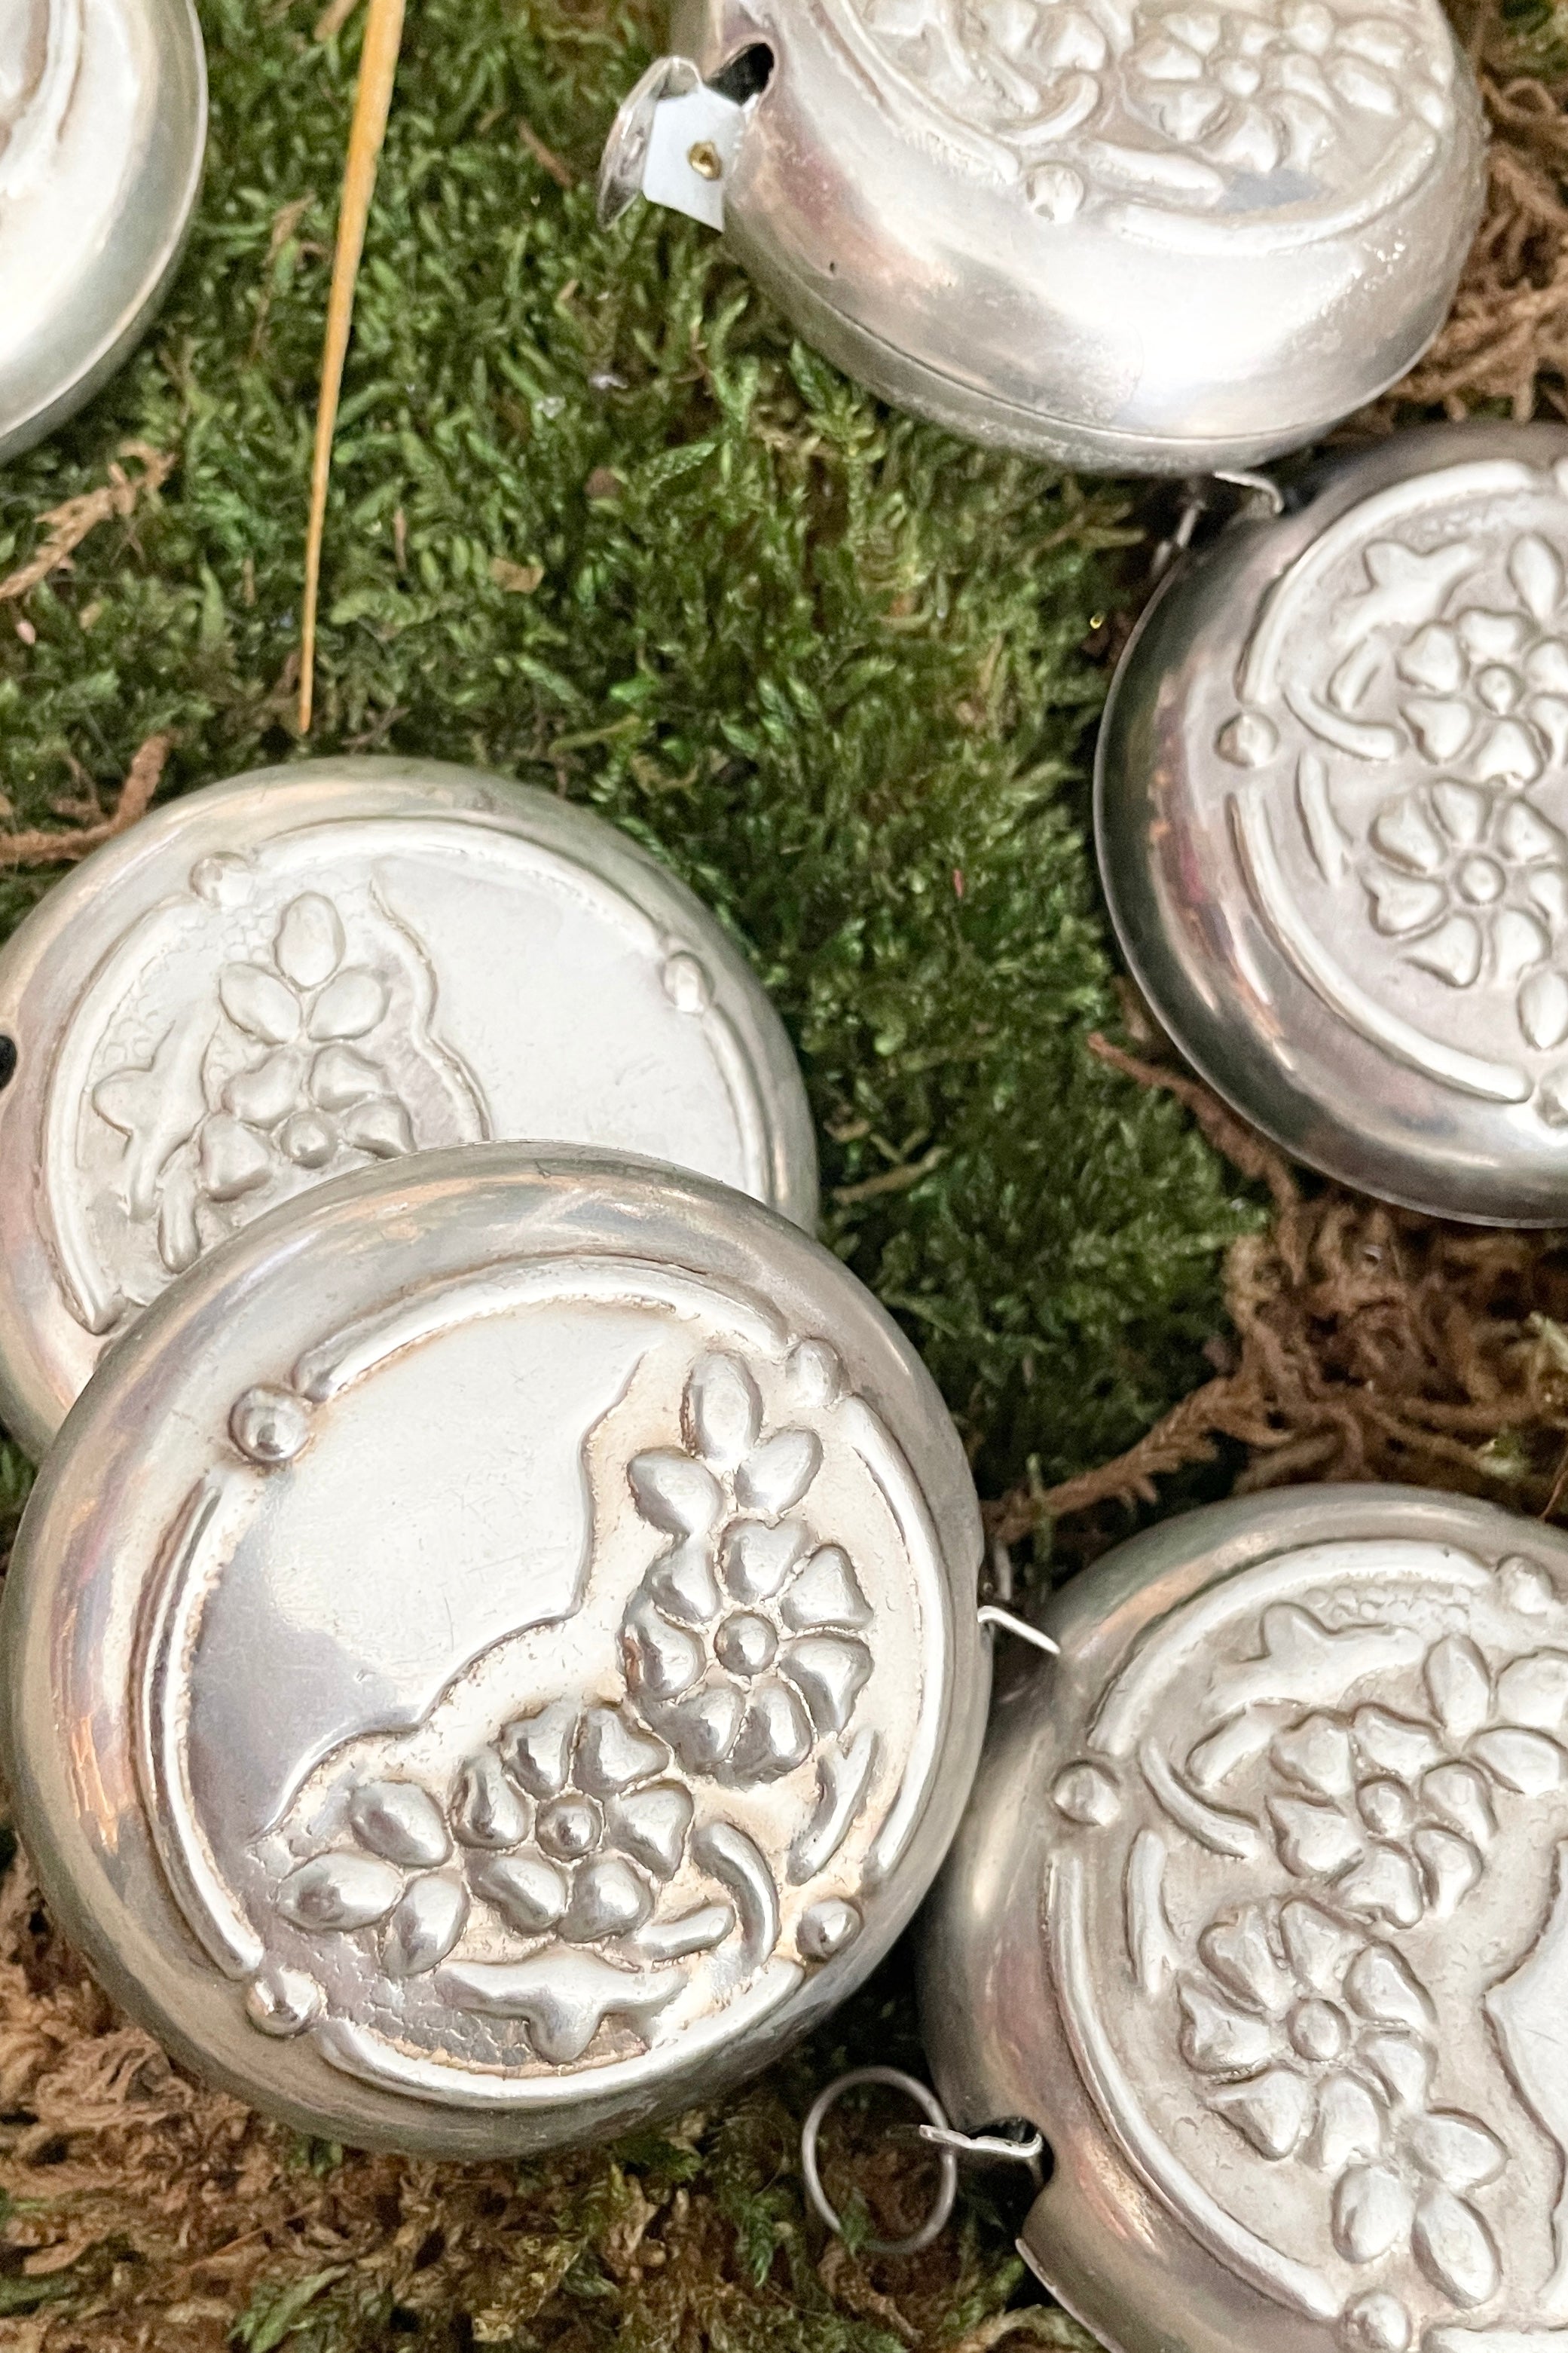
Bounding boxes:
225 1048 305 1131
1178 1980 1274 2077
1209 2067 1311 2162
1413 1825 1481 1917
1289 1997 1349 2064
1424 1635 1491 1742
1334 2162 1415 2263
787 1339 842 1409
1268 1795 1364 1880
230 1385 311 1466
199 1113 272 1203
607 1783 692 1880
722 1519 806 1606
191 852 255 908
307 968 387 1042
309 1043 381 1113
636 1901 734 1962
1504 1553 1562 1614
1337 1844 1424 1931
1412 2186 1499 2306
1340 2289 1412 2353
1408 2110 1505 2190
498 1700 576 1798
469 1853 567 1934
1521 968 1568 1054
1053 1762 1120 1826
1311 2073 1384 2174
1198 1905 1291 2014
1344 1944 1434 2034
661 951 711 1014
1025 163 1084 222
1272 1715 1355 1801
576 1707 670 1797
384 1873 468 1978
683 1352 760 1470
1356 1779 1415 1840
277 1852 405 1932
729 1681 814 1782
1420 1760 1495 1847
338 1098 414 1158
628 1449 723 1539
536 1795 602 1862
1352 1707 1442 1782
450 1751 529 1849
799 1897 861 1963
220 962 301 1046
274 894 344 990
244 1966 322 2038
1359 2030 1432 2112
782 1636 873 1736
714 1612 778 1676
735 1428 821 1517
1469 1723 1567 1794
1511 531 1564 623
564 1856 651 1942
1279 1899 1360 1995
349 1779 451 1868
279 1111 335 1170
1216 711 1278 769
1495 1646 1568 1728
780 1547 871 1632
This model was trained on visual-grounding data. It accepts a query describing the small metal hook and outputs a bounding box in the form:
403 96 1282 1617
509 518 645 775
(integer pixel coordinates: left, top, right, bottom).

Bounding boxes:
920 2119 1046 2175
977 1603 1059 1657
1213 466 1287 516
801 2067 959 2255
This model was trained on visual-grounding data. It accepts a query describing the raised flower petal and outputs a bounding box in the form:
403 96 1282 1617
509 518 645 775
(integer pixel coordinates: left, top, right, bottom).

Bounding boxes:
383 1872 468 1978
781 1635 873 1736
498 1699 576 1798
1423 1635 1491 1740
1129 29 1206 75
781 1546 873 1632
665 1683 744 1774
1271 1715 1355 1801
1209 2065 1311 2159
1279 1898 1362 1993
1360 2029 1433 2111
225 1048 306 1131
1340 2290 1413 2353
1177 1979 1276 2077
1397 623 1464 693
1198 1902 1293 2013
1528 865 1568 928
1530 638 1568 694
1412 1825 1481 1918
1408 916 1482 990
274 893 345 990
1495 1648 1568 1730
277 1851 405 1932
728 1680 815 1782
1511 531 1565 623
1469 1724 1568 1794
1353 1707 1444 1782
1145 81 1227 139
1325 51 1398 110
1208 102 1281 171
1474 719 1545 785
683 1353 760 1471
1498 795 1566 864
451 1751 529 1850
1408 2111 1506 2191
1337 1844 1425 1930
607 1782 692 1880
1334 2163 1416 2263
1533 694 1568 770
1402 697 1473 763
1365 874 1446 938
563 1856 653 1942
307 966 388 1042
1412 2188 1500 2306
575 1706 670 1797
199 1113 273 1204
1344 1943 1435 2033
469 1853 567 1935
628 1452 723 1541
348 1779 451 1868
1459 608 1529 663
647 1538 723 1628
338 1097 414 1159
1371 794 1445 875
1267 1795 1364 1880
310 1043 381 1112
1430 779 1488 846
735 1429 821 1516
1493 909 1550 988
622 1593 704 1700
1420 1761 1495 1847
1310 2072 1384 2174
220 962 301 1045
722 1519 806 1605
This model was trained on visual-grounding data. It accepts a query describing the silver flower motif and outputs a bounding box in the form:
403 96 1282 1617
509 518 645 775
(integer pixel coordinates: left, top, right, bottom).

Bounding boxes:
622 1354 874 1785
1361 779 1568 995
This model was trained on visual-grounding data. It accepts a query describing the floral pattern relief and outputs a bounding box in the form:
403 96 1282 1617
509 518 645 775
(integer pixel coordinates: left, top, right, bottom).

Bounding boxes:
847 0 1453 221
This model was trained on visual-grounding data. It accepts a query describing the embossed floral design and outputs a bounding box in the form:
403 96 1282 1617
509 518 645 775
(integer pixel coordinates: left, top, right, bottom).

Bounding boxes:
1184 1899 1504 2318
1360 779 1568 993
273 1703 735 2063
622 1353 873 1784
1250 1626 1568 1933
1126 0 1441 178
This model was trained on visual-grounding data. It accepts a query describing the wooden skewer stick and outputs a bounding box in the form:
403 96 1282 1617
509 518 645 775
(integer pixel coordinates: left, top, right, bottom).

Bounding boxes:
299 0 407 733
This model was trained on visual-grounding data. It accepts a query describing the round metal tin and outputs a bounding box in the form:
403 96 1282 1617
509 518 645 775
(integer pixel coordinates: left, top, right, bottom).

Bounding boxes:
922 1483 1568 2353
0 0 206 461
2 1146 986 2156
0 754 817 1458
1096 422 1568 1224
600 0 1485 474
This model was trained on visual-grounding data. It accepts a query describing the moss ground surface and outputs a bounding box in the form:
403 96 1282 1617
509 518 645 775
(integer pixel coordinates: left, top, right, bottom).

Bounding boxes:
2 0 1566 2345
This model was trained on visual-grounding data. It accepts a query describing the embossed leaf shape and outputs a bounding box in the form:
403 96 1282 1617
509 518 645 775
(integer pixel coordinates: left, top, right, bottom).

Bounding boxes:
735 1429 821 1517
383 1872 468 1978
1353 1708 1444 1783
498 1700 576 1799
1198 1904 1292 2015
1469 1724 1568 1794
1424 1636 1492 1743
1412 2187 1500 2307
1209 2067 1311 2161
607 1783 692 1881
623 1594 704 1700
1279 1898 1362 1995
438 1948 677 2064
307 967 387 1042
575 1707 669 1798
1408 2112 1505 2191
348 1779 451 1868
1521 968 1568 1053
1420 1760 1496 1847
1178 1981 1276 2077
1360 2029 1433 2111
721 1519 806 1606
199 1113 274 1204
780 1546 872 1632
1511 531 1565 623
781 1635 873 1737
1334 2163 1415 2263
450 1750 529 1850
1272 1717 1355 1801
1495 1648 1568 1730
469 1853 567 1935
683 1354 760 1471
225 1048 305 1131
1311 2073 1384 2174
628 1451 723 1539
277 1852 405 1932
1344 1944 1435 2034
220 962 301 1045
1268 1795 1365 1880
1413 1825 1482 1918
275 894 344 990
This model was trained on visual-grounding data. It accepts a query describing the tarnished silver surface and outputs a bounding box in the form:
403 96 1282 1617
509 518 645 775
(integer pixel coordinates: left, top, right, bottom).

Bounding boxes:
922 1485 1568 2353
599 0 1484 473
0 0 205 459
1 1148 986 2155
1096 422 1568 1223
0 754 817 1457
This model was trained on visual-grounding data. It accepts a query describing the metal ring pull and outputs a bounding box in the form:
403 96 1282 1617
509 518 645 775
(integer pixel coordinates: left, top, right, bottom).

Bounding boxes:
800 2067 960 2256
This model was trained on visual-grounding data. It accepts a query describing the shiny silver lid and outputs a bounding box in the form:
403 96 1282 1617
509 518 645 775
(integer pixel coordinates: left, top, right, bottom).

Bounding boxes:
922 1484 1568 2353
1096 424 1568 1224
0 755 817 1457
2 1148 986 2156
599 1 1484 474
0 0 206 461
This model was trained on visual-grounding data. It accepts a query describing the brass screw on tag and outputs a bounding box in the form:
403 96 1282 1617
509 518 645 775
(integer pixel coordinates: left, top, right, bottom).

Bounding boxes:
688 141 723 181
